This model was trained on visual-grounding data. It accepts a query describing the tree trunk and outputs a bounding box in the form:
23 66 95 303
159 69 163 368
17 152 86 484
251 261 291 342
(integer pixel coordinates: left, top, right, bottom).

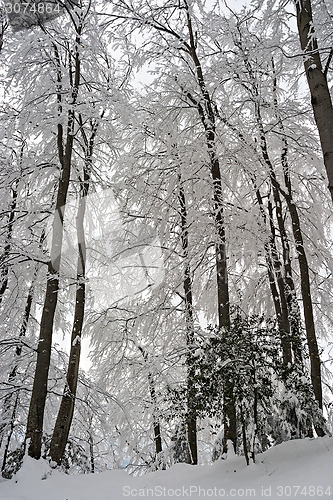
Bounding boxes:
257 113 324 431
255 188 293 366
183 1 236 453
1 394 19 475
178 173 198 465
148 371 163 458
268 85 325 431
271 59 305 365
48 274 85 465
250 370 258 464
26 38 81 459
0 181 18 307
240 405 249 466
49 115 100 464
255 95 321 395
89 431 95 474
0 13 6 53
294 0 333 203
138 346 163 464
284 200 324 417
0 264 38 469
49 159 89 465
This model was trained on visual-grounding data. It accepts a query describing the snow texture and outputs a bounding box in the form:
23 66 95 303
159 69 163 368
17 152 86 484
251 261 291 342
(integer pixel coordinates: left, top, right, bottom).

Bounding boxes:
0 438 332 499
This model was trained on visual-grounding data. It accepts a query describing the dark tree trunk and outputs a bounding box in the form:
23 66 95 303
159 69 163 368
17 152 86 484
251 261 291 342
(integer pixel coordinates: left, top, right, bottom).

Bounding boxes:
284 199 324 421
271 60 305 365
0 265 38 470
294 0 333 203
257 115 324 432
267 198 293 366
219 113 294 367
138 346 163 464
250 369 258 464
26 266 60 459
48 114 100 465
89 432 95 473
0 8 6 53
178 173 198 465
49 151 90 465
255 188 292 366
240 405 249 466
0 181 18 307
48 274 85 464
268 82 325 432
254 91 322 402
222 386 237 455
183 1 236 453
148 372 163 458
1 394 19 475
26 37 81 459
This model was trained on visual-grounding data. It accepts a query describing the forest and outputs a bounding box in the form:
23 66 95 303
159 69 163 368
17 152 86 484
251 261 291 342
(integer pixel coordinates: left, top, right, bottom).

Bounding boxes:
0 0 332 479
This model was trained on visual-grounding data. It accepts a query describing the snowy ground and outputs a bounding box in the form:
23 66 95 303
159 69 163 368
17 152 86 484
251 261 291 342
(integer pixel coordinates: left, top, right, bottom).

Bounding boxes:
1 438 332 500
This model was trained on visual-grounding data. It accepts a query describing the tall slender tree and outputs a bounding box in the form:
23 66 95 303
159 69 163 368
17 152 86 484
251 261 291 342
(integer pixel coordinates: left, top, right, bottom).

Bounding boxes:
26 9 85 459
178 171 197 465
49 117 98 465
294 0 333 203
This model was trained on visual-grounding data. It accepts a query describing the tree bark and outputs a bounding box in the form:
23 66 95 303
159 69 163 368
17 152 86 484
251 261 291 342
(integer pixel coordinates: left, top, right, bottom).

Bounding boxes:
252 55 323 433
49 150 90 465
0 265 37 472
271 58 305 365
117 0 236 455
269 76 325 430
240 404 249 466
137 346 163 464
148 371 163 458
1 394 19 475
217 111 294 366
0 181 18 307
255 188 293 366
178 173 198 465
257 110 324 431
182 1 236 453
48 113 100 465
294 0 333 203
89 431 95 474
283 198 324 417
26 35 81 459
255 80 310 374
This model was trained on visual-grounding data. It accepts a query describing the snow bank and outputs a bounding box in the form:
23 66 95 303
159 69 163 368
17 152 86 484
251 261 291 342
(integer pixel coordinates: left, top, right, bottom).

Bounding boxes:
0 438 332 499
